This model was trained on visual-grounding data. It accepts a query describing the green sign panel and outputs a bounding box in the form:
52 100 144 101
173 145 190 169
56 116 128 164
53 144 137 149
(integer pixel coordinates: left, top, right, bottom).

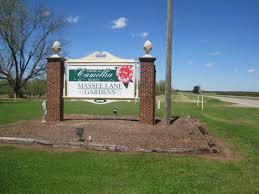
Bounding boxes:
69 68 119 82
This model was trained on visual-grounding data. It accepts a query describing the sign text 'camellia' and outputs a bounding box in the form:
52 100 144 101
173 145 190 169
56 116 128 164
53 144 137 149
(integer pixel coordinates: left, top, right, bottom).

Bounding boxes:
67 65 135 98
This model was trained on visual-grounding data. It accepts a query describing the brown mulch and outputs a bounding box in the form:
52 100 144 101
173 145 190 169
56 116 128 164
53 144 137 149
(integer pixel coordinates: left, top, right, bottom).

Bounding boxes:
0 115 243 160
0 115 214 151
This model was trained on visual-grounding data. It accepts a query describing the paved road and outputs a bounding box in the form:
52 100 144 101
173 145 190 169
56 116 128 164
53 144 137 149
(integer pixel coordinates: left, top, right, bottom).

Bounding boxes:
207 96 259 108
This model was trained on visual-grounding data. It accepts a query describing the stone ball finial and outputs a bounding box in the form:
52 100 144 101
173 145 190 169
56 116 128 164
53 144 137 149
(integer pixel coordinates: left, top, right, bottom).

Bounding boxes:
143 40 152 57
51 41 61 57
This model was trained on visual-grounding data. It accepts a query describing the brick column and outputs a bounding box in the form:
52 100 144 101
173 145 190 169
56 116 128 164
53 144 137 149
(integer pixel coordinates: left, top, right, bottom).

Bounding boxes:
46 57 65 121
139 57 156 125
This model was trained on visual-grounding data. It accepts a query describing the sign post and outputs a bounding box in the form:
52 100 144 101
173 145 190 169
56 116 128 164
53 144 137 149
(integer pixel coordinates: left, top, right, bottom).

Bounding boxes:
139 40 156 125
46 41 65 121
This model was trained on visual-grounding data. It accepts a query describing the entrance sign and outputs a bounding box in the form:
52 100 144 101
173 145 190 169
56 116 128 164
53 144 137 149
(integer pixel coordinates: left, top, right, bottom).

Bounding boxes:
65 51 137 101
68 64 134 98
46 40 156 124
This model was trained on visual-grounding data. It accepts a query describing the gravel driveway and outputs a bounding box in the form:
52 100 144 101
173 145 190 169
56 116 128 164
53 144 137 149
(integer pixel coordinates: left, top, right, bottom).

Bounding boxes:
207 96 259 108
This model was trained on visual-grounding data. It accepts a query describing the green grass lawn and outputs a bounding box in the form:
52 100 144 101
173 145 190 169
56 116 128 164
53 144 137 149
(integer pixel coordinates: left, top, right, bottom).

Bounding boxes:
0 93 259 193
0 100 42 125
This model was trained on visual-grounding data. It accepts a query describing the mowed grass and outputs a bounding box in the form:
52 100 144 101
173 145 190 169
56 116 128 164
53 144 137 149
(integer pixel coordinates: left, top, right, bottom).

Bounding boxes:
0 93 259 193
0 99 139 125
0 100 42 125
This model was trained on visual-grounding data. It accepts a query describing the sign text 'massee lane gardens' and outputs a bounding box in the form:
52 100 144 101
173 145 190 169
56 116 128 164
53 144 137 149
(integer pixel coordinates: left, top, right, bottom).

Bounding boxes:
67 65 135 98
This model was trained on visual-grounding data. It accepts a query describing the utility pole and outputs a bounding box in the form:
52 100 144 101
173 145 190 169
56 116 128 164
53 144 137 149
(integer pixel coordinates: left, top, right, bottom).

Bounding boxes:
165 0 173 125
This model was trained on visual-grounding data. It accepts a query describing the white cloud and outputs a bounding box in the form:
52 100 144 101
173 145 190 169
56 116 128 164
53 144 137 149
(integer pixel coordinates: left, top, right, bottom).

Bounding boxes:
248 68 256 73
208 51 222 56
131 32 149 38
112 17 127 29
205 62 216 68
66 16 80 24
42 10 51 17
141 32 149 38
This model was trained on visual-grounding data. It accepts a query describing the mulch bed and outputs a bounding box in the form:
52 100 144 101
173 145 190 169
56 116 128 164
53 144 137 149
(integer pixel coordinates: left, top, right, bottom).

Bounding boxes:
0 115 218 154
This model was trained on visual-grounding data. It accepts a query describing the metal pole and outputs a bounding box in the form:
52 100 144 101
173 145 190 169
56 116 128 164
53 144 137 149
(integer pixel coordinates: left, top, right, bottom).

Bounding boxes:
135 63 139 104
165 0 173 125
197 95 200 107
157 99 161 109
63 68 66 97
202 96 204 110
14 92 16 104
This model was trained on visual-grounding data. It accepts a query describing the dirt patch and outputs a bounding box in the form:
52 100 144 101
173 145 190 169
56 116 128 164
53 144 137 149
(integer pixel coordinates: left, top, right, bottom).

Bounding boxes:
200 137 244 161
0 115 239 160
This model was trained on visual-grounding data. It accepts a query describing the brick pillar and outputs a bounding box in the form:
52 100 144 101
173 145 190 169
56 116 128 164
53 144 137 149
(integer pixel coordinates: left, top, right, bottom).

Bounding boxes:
46 57 65 121
139 57 156 125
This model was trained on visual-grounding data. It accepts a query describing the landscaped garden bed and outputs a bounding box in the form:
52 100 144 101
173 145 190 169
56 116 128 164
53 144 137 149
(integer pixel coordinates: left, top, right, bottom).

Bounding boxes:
0 115 218 154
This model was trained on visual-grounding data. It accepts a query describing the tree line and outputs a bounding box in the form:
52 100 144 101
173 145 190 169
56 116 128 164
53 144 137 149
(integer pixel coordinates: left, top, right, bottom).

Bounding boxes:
0 79 46 97
0 0 65 97
0 79 169 97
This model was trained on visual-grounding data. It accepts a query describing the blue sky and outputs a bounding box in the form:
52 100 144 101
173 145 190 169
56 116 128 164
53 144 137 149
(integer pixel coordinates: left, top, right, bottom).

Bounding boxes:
28 0 259 91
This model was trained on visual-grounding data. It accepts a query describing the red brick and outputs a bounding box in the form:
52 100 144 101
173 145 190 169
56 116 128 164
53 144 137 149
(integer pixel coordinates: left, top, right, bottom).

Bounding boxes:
139 57 156 125
46 57 65 121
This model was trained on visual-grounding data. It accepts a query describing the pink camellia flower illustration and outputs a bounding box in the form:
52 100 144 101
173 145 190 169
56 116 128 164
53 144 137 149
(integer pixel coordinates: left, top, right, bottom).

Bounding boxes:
116 66 133 88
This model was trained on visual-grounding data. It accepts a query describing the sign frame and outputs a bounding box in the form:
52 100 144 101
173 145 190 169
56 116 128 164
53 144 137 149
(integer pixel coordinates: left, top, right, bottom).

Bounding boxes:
64 51 139 103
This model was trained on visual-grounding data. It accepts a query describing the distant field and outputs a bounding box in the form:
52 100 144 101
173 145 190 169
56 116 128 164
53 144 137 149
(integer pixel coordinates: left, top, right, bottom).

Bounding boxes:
0 93 259 193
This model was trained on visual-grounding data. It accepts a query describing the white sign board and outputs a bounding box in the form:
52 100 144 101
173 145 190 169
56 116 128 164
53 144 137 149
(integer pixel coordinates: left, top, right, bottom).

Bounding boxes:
66 51 136 99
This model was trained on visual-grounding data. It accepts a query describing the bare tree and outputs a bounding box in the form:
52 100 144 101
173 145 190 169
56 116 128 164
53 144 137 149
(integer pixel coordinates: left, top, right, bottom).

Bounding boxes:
0 0 66 97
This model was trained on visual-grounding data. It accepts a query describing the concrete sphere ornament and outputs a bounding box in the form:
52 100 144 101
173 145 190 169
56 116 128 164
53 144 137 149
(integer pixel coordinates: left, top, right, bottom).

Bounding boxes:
51 41 61 57
143 40 152 57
